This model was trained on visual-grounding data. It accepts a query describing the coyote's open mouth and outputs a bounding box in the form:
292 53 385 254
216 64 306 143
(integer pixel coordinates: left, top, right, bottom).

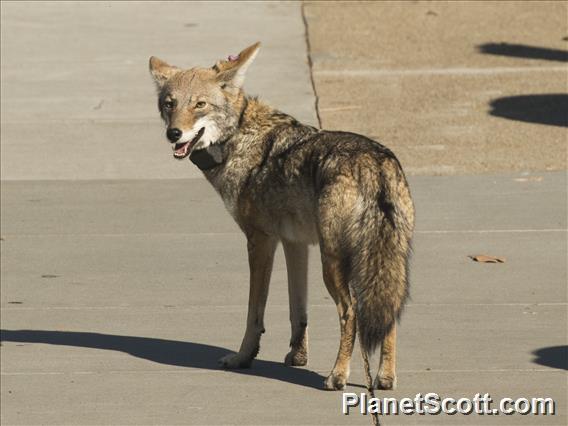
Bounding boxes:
172 127 205 159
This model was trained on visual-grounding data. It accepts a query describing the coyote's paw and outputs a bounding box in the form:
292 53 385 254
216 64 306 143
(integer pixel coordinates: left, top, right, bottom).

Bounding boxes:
323 372 347 391
218 353 253 369
284 348 308 367
374 374 397 390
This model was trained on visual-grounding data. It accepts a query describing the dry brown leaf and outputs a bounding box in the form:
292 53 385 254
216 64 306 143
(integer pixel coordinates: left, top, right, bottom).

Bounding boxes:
468 254 506 263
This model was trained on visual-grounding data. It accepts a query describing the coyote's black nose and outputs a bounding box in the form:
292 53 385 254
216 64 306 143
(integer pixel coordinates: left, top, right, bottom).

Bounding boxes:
167 128 182 143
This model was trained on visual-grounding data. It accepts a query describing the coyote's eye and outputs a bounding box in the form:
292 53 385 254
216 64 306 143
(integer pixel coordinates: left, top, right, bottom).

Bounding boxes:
164 100 175 110
195 101 207 109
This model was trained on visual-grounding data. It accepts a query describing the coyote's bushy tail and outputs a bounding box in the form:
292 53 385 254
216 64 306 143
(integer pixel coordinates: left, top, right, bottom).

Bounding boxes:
348 168 414 356
347 168 414 426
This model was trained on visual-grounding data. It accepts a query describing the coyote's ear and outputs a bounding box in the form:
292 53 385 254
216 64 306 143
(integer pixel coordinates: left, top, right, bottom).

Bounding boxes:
214 42 261 92
149 56 179 89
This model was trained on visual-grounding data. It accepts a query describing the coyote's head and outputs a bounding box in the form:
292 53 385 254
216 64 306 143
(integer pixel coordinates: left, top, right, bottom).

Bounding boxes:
149 42 260 160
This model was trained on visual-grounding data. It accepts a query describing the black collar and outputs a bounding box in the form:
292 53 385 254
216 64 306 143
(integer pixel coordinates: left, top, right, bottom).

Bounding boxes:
189 142 226 171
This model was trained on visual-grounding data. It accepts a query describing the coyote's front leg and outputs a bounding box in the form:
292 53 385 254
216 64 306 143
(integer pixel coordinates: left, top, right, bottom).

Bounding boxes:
219 232 277 368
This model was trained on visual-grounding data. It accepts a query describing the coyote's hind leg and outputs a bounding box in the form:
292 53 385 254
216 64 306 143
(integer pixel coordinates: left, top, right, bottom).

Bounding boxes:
321 253 356 390
374 324 397 390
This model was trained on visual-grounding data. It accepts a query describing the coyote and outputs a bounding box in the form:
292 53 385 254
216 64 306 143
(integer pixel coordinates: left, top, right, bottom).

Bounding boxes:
149 42 414 395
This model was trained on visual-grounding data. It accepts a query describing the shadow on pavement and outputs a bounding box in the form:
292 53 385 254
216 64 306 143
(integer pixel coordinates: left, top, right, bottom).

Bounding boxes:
477 43 568 62
532 345 568 370
0 329 327 389
489 94 568 127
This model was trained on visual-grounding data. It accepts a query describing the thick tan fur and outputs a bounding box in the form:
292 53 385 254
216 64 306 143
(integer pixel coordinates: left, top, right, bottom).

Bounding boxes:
149 43 415 397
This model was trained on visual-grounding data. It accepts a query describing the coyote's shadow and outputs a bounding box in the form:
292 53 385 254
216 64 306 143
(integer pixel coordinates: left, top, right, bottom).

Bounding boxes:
0 329 328 389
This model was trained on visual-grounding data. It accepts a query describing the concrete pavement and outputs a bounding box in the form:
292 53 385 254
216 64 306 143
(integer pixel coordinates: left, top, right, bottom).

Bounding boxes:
303 1 567 175
1 1 567 425
0 2 317 180
1 173 566 425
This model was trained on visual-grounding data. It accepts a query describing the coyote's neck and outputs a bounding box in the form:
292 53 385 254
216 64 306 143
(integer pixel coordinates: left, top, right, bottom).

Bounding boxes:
239 96 295 132
201 96 309 221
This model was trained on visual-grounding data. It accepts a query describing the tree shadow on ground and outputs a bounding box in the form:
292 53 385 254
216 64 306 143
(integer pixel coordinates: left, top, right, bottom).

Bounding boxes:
477 43 568 62
532 346 568 370
0 329 333 389
489 94 568 127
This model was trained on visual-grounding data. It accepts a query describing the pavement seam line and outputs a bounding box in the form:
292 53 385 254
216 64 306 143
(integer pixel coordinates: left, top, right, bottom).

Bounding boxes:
300 2 322 129
3 302 566 311
2 368 562 376
416 228 568 234
315 65 568 77
1 228 565 238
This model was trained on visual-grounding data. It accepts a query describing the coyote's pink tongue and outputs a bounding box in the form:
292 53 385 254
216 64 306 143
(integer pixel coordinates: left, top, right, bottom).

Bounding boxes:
171 127 204 159
174 141 190 158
